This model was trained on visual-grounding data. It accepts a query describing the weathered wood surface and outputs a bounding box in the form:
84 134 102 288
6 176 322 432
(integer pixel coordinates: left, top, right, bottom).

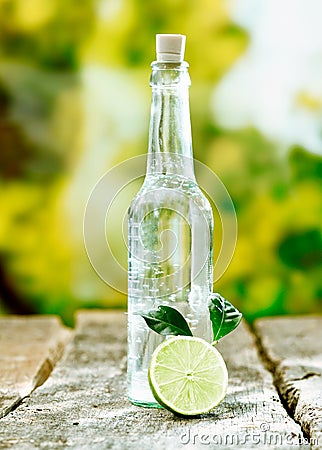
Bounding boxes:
255 316 322 450
0 311 308 449
0 315 71 419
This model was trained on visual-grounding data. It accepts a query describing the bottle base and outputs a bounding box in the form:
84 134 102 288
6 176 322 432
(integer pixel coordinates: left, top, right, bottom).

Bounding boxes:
128 396 162 409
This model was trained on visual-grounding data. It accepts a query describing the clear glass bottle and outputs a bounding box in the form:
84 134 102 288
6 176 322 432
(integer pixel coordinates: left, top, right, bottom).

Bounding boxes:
127 34 214 407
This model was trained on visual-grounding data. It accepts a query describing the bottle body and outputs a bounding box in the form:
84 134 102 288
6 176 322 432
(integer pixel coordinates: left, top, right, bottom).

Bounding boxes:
128 172 213 406
127 60 214 407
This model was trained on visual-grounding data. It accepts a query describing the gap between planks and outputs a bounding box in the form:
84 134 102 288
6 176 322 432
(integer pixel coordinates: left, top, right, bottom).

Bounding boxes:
0 311 309 449
0 315 72 418
254 316 322 450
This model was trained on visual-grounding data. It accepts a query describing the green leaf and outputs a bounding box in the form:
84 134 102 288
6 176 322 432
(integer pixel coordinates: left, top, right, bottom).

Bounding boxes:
208 293 242 342
136 305 193 337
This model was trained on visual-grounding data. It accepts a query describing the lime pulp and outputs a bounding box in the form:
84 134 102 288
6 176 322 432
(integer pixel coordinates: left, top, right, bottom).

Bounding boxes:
148 336 228 416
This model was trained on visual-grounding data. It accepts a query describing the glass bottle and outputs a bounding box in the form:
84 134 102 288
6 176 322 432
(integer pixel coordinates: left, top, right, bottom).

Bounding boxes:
127 34 214 407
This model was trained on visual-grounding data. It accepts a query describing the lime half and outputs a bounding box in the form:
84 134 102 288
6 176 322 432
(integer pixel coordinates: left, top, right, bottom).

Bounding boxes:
148 336 228 416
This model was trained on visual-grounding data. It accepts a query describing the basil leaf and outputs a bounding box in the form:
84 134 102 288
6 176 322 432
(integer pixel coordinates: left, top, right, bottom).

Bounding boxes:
208 293 242 341
136 305 192 337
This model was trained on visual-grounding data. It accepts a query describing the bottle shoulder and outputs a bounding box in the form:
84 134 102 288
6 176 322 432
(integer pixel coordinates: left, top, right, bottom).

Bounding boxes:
129 174 213 217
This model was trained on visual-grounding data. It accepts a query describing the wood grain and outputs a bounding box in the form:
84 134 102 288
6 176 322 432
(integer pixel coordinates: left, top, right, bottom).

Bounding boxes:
254 316 322 450
0 315 71 418
0 311 307 449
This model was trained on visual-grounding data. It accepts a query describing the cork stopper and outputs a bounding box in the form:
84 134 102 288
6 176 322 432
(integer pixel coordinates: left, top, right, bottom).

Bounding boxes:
156 34 186 62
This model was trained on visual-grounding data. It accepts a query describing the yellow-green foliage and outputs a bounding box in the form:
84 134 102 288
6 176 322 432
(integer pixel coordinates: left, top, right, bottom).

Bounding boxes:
0 0 321 323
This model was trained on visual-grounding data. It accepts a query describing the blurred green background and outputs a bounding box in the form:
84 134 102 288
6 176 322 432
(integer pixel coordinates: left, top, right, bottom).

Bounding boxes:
0 0 321 325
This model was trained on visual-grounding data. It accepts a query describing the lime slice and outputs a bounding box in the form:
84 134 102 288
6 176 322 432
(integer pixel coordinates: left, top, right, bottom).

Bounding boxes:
148 336 228 416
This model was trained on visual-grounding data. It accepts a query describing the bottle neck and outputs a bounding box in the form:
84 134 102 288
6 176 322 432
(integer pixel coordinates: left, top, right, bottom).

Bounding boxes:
146 61 195 180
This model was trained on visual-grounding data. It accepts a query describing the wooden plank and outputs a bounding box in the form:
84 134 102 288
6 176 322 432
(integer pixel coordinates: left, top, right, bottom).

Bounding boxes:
254 316 322 450
0 311 307 449
0 315 71 418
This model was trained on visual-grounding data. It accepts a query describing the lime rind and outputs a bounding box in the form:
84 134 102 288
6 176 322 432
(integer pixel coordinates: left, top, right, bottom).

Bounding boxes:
148 336 228 416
